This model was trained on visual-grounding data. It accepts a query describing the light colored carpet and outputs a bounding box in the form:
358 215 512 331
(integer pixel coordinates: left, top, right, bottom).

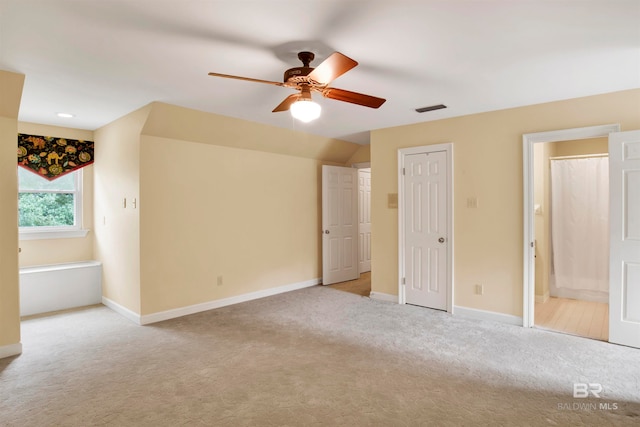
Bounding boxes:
1 285 639 426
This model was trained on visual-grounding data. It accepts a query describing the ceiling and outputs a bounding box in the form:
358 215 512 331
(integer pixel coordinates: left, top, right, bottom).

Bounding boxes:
1 1 639 145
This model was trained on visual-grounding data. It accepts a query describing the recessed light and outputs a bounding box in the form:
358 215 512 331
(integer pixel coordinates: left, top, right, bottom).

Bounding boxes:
56 112 75 118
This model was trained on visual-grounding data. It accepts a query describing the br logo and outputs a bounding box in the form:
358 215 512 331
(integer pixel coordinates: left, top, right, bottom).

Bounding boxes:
573 383 603 398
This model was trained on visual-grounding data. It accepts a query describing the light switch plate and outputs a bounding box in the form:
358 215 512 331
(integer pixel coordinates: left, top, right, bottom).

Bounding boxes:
388 193 398 209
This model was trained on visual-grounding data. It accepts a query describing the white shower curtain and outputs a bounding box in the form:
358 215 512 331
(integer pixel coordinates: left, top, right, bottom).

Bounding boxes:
550 157 609 301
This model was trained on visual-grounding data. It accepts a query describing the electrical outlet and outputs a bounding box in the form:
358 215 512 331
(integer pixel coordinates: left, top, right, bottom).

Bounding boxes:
475 284 483 295
217 276 223 286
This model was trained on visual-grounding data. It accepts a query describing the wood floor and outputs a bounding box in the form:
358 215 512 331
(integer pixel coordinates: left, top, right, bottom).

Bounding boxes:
328 272 371 297
332 277 609 341
535 297 608 341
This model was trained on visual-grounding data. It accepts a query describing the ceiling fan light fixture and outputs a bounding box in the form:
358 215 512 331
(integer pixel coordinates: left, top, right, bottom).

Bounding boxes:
290 99 321 123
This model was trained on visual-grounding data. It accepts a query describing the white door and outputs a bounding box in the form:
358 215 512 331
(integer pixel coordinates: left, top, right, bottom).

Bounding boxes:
322 165 358 285
358 169 372 273
403 151 448 310
609 130 640 349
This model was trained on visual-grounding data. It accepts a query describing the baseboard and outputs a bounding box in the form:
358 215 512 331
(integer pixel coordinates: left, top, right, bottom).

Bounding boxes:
549 287 608 304
101 297 142 325
369 291 398 303
535 292 549 303
453 305 523 326
0 343 22 359
139 278 321 325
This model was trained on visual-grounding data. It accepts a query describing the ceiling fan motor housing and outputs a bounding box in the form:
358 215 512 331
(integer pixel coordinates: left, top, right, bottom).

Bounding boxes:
283 51 316 83
283 66 313 83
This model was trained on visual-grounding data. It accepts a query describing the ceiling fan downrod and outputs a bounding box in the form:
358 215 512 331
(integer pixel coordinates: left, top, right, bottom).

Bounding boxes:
297 51 315 67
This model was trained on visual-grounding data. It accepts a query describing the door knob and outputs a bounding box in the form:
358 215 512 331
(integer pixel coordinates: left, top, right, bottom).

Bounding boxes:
325 230 330 234
438 237 445 243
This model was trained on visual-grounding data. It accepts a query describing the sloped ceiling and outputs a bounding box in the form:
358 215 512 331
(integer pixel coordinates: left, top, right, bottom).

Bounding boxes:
0 0 638 144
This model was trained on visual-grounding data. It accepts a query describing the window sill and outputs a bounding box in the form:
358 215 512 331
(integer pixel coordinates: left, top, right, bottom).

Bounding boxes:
19 229 90 241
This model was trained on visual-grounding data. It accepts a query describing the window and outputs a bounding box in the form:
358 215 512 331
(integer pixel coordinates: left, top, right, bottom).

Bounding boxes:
18 168 87 240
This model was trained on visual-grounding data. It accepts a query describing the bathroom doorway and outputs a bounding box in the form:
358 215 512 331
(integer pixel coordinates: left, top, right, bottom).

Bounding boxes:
532 138 609 341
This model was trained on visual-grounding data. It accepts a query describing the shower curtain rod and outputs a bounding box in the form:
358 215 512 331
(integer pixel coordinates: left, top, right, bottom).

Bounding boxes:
549 153 608 160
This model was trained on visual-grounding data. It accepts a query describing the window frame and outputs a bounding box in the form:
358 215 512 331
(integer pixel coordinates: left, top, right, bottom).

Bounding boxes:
18 168 89 240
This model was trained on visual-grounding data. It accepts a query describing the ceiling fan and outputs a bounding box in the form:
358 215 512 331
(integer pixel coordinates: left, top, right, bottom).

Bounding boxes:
208 51 386 123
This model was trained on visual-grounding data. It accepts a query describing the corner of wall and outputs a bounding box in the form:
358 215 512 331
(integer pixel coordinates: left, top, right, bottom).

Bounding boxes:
93 104 152 316
347 144 371 165
0 70 24 352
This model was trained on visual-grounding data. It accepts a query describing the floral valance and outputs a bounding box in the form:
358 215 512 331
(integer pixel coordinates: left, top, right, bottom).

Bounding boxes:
17 133 94 181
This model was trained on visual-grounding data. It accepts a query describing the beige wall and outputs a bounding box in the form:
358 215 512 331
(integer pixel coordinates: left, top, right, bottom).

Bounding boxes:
139 136 324 314
17 123 94 267
553 137 608 157
138 103 360 315
0 70 24 352
347 144 371 165
371 89 640 317
94 102 360 316
93 106 150 314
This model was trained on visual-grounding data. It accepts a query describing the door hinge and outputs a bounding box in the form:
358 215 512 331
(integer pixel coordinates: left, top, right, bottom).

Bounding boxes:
402 277 406 285
530 241 534 248
402 167 405 176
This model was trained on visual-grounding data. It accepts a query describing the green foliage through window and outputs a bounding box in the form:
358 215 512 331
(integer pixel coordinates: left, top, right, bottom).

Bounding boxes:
18 167 80 230
19 193 75 227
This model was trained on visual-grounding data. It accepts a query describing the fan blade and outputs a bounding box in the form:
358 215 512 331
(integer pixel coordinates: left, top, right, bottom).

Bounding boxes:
322 88 386 109
307 52 358 85
272 94 300 112
208 72 285 87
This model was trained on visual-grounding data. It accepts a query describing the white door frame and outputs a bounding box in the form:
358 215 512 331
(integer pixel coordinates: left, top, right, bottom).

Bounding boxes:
522 124 620 328
398 143 454 312
351 162 371 169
